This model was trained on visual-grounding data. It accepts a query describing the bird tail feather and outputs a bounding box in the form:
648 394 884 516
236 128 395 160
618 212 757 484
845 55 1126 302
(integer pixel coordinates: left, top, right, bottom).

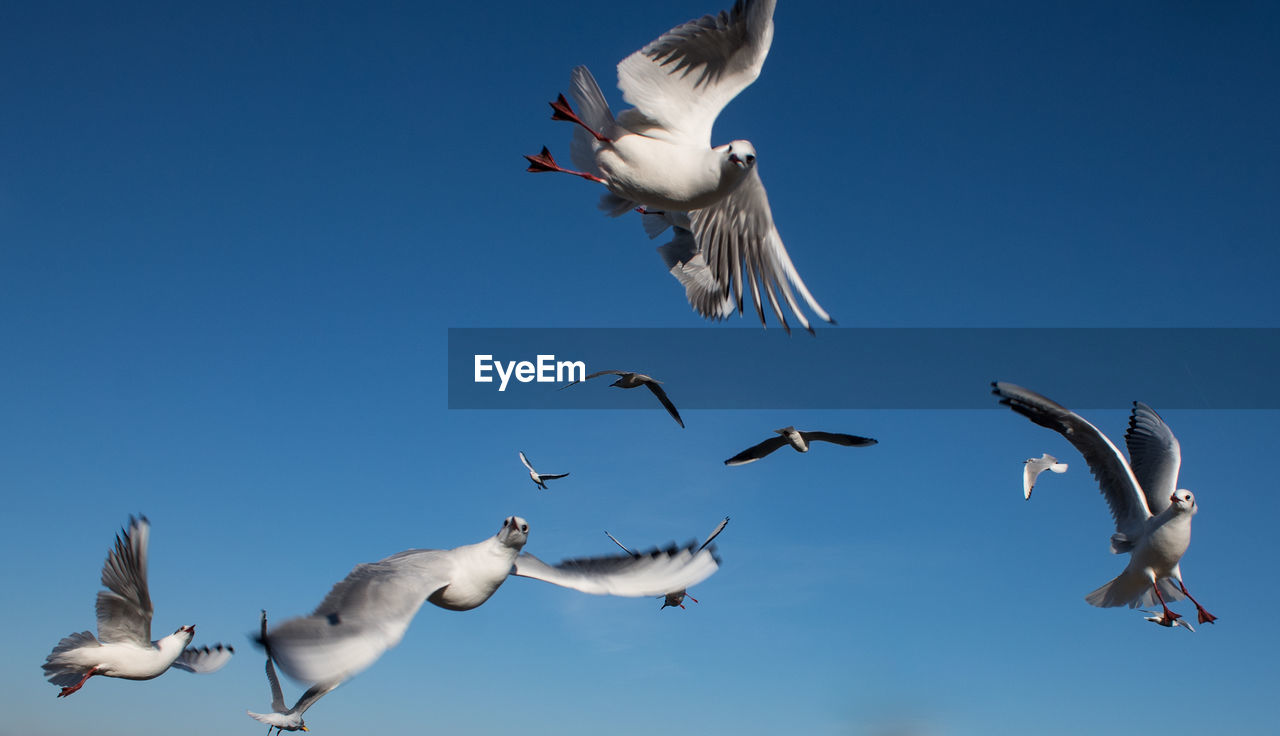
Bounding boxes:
43 631 99 684
1085 573 1184 608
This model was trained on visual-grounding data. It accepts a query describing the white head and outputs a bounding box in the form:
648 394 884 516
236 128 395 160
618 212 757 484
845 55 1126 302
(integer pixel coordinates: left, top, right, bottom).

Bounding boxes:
1169 489 1197 515
718 140 758 179
497 516 530 550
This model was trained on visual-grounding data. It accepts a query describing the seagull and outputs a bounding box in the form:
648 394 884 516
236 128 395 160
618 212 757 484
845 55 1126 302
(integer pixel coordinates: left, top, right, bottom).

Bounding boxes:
559 369 685 427
42 515 234 697
1141 610 1195 633
524 0 834 333
1023 453 1068 499
248 611 337 735
606 516 729 610
263 516 721 684
724 427 877 466
992 381 1217 627
519 451 570 490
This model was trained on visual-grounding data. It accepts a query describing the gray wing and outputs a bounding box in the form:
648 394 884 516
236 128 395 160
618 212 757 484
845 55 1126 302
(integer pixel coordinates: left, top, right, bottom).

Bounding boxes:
617 0 775 146
604 531 638 557
699 517 730 551
518 451 536 473
265 549 453 684
539 472 570 481
993 382 1152 542
170 643 234 673
559 370 626 390
651 212 738 321
258 611 287 712
512 543 720 598
95 515 153 646
689 168 832 334
642 381 685 428
724 435 789 465
800 431 878 448
290 679 340 717
1124 401 1181 516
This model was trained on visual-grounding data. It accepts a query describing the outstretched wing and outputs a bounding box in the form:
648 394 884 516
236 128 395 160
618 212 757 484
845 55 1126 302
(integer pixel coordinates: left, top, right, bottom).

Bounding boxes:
265 549 452 684
1124 401 1182 516
800 431 878 448
518 451 537 473
95 515 153 646
604 531 638 557
699 517 730 552
642 380 685 428
512 543 720 598
724 435 788 465
171 643 234 673
617 0 776 146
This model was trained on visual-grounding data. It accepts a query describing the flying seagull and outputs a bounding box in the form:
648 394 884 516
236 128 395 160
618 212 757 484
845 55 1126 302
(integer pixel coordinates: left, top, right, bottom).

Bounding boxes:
248 611 337 734
606 516 729 609
263 516 721 684
724 427 877 466
1023 453 1068 499
560 369 685 428
519 451 570 490
992 381 1216 627
524 0 833 333
42 515 234 697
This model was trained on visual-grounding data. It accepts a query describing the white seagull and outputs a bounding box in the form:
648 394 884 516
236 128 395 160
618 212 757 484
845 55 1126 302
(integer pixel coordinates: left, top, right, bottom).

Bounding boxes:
605 516 729 610
559 369 685 428
524 0 833 333
519 451 570 490
992 382 1217 627
248 611 337 734
42 515 235 697
1023 453 1068 499
263 516 721 684
724 426 877 466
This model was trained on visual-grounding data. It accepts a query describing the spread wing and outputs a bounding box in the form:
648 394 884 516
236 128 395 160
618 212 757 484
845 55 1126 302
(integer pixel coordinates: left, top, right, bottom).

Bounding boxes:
512 543 720 597
518 451 537 473
95 515 153 646
689 168 832 333
699 517 730 552
800 431 878 447
993 382 1152 543
1124 401 1181 516
265 549 453 684
617 0 775 146
651 211 738 320
171 643 235 673
604 531 638 557
642 380 685 428
724 435 789 465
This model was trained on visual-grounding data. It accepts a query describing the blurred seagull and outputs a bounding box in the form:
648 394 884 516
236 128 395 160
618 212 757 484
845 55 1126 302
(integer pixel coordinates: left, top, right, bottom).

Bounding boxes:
606 516 729 609
519 451 570 490
523 0 833 333
993 382 1217 627
263 516 721 684
1141 610 1195 633
42 515 234 697
724 427 877 466
560 369 685 427
1023 453 1068 499
248 611 337 734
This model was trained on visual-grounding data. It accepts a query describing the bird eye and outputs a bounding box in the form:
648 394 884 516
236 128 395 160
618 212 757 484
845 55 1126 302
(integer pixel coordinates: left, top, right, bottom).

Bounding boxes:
520 524 528 532
502 519 509 527
745 154 755 164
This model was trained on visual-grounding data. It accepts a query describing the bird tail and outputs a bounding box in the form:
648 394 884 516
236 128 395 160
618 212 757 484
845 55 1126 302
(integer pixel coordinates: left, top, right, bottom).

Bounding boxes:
1085 573 1184 609
43 631 99 685
567 66 612 175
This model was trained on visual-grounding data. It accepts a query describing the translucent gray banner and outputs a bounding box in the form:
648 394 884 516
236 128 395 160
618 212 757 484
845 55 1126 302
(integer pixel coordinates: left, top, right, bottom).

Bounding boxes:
447 328 1278 409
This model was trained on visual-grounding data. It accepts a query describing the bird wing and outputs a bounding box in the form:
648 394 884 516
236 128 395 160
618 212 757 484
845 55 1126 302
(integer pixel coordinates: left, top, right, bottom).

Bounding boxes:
652 212 738 320
689 167 832 333
291 680 341 717
257 611 288 712
1124 401 1182 516
95 515 153 646
512 543 720 597
265 549 453 684
616 0 775 146
170 643 235 673
993 382 1152 541
800 431 878 447
518 451 536 473
559 369 625 390
604 531 638 557
642 380 685 427
724 435 789 465
699 517 730 551
539 472 570 481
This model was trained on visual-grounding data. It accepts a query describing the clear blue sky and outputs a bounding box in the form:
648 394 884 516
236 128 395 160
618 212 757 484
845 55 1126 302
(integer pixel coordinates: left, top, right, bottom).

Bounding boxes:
2 2 1278 735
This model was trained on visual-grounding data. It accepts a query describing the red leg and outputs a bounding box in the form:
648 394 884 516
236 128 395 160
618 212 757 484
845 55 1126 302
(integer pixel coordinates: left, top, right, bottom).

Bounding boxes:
549 94 610 142
1151 582 1182 624
57 666 97 697
685 593 699 604
1177 580 1217 624
523 147 606 184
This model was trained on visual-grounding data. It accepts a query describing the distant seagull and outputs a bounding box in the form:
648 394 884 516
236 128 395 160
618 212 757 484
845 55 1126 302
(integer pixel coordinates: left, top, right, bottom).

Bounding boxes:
248 611 337 734
524 0 833 333
263 516 721 685
606 516 729 610
1023 453 1068 499
42 515 234 697
993 381 1216 627
519 451 570 490
724 427 877 466
560 369 685 428
1141 610 1195 633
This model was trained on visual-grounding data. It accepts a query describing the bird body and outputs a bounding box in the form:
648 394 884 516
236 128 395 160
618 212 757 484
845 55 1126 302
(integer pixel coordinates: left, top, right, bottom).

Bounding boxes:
560 369 684 427
519 451 570 490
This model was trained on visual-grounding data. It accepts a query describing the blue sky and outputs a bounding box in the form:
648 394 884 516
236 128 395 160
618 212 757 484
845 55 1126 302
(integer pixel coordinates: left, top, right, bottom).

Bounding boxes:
2 1 1278 734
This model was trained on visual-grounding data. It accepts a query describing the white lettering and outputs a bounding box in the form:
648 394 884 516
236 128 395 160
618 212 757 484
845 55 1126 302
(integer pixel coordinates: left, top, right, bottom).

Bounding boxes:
557 359 585 383
474 354 586 391
474 355 494 383
495 359 515 392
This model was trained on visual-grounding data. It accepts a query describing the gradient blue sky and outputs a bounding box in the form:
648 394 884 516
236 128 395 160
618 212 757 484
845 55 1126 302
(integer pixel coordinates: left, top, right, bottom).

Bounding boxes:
3 2 1278 735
